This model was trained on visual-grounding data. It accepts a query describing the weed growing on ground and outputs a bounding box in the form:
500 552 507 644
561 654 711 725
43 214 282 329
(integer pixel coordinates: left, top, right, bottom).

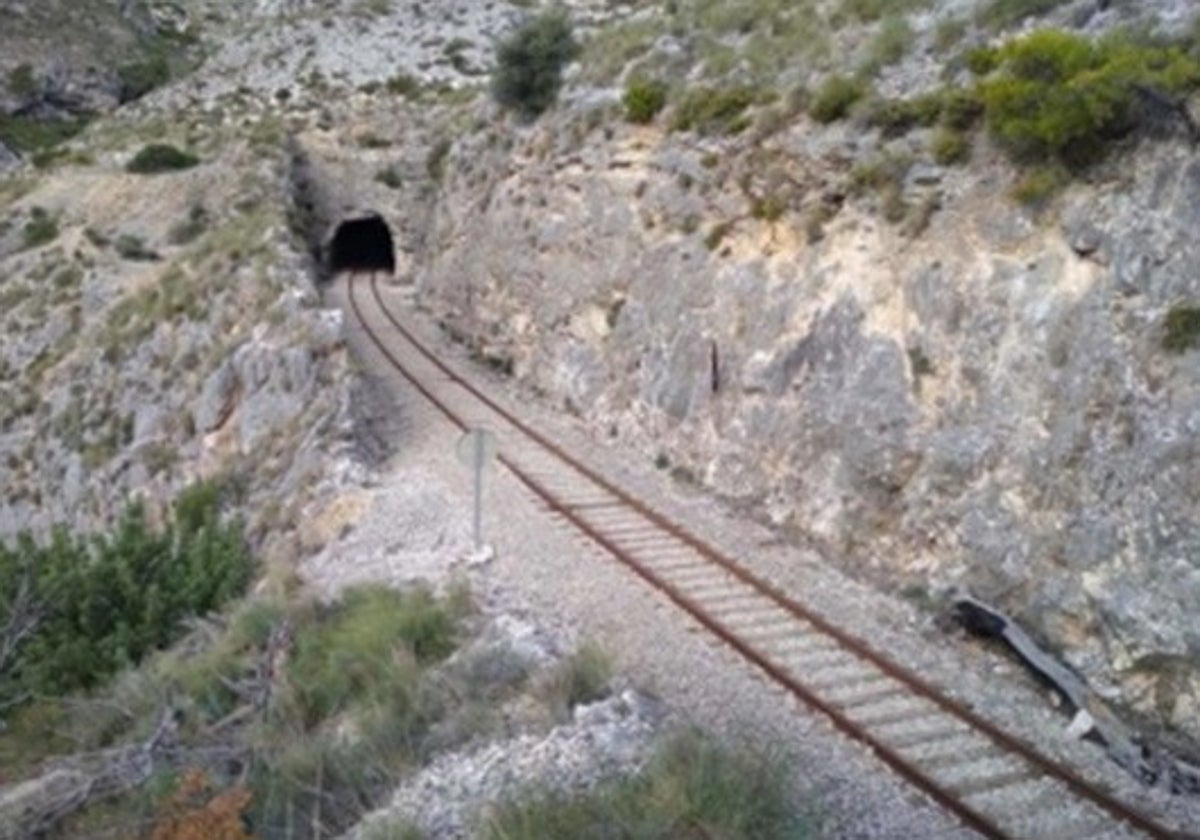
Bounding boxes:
671 86 757 135
535 643 612 722
1164 306 1200 353
624 77 668 124
481 729 813 839
20 206 58 250
810 74 868 123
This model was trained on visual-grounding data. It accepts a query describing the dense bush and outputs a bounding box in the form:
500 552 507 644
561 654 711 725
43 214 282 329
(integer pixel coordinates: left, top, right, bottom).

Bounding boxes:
0 481 253 705
976 29 1200 166
671 86 756 135
492 11 580 119
623 77 668 124
126 143 201 174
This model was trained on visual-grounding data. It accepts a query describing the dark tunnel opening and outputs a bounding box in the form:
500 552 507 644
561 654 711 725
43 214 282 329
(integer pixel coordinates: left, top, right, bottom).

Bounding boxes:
327 213 396 276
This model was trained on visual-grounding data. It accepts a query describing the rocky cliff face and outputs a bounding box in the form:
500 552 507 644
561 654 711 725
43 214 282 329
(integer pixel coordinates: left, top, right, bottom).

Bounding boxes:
0 104 359 569
401 3 1200 742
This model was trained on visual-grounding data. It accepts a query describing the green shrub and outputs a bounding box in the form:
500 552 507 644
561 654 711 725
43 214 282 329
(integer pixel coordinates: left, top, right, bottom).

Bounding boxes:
21 206 58 250
168 203 210 245
535 643 611 721
1011 164 1067 207
115 233 160 261
624 77 668 124
386 72 422 98
965 45 1001 75
705 221 733 251
863 92 943 136
978 29 1200 166
939 88 985 130
426 138 451 182
1164 306 1200 353
288 586 459 725
118 51 170 102
0 481 253 706
375 165 404 188
251 585 468 836
751 193 788 222
810 74 868 123
126 144 200 174
0 114 89 154
932 127 970 164
671 86 756 135
482 730 811 839
492 11 580 119
7 64 36 98
862 15 913 74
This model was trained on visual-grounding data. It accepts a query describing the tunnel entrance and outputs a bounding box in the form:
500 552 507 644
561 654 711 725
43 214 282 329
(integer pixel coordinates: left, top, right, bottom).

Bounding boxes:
327 213 396 276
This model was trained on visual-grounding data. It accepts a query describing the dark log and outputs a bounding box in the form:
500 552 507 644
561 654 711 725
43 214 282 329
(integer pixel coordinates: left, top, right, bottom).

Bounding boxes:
0 706 177 839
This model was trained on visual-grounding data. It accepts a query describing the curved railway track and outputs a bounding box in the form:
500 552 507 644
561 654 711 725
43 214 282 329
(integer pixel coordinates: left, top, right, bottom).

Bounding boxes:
344 272 1185 840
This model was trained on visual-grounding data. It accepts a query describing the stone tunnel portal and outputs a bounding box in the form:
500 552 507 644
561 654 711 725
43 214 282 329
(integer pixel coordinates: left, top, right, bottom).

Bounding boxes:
327 213 396 276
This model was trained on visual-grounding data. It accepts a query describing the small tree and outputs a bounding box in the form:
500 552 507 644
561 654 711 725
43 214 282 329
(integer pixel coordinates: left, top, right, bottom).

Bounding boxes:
491 11 579 119
126 144 200 174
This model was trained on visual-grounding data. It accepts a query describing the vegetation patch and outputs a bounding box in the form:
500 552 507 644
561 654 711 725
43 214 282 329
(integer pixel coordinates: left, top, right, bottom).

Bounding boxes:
426 138 451 183
287 586 459 726
861 14 913 74
375 165 404 189
1010 164 1068 208
20 206 59 250
973 29 1200 167
115 233 161 261
492 11 580 119
0 579 485 838
7 64 37 98
534 643 611 722
671 85 756 135
1163 306 1200 353
976 0 1070 31
0 113 90 156
0 481 252 706
810 74 868 123
168 204 210 246
624 77 668 124
932 126 971 164
481 729 812 839
126 144 201 174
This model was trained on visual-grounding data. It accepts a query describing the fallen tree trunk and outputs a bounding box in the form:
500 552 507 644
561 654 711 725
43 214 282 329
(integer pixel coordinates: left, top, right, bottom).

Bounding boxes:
0 706 177 839
953 594 1200 796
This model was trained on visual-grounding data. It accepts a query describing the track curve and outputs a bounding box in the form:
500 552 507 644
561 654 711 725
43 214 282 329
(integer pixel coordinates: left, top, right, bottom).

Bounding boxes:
345 272 1184 840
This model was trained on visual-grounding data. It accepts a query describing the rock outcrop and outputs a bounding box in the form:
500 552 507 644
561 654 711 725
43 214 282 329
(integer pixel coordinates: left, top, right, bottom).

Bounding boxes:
394 4 1200 742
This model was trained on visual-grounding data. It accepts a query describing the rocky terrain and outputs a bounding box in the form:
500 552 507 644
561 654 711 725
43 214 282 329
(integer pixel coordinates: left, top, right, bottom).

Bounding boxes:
374 0 1200 751
3 0 1200 834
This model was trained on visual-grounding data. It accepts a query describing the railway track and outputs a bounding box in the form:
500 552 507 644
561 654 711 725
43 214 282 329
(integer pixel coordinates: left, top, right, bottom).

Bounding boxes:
344 272 1185 840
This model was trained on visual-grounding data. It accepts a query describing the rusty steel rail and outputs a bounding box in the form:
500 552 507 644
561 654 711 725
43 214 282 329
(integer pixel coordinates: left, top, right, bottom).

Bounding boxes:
345 273 1183 840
